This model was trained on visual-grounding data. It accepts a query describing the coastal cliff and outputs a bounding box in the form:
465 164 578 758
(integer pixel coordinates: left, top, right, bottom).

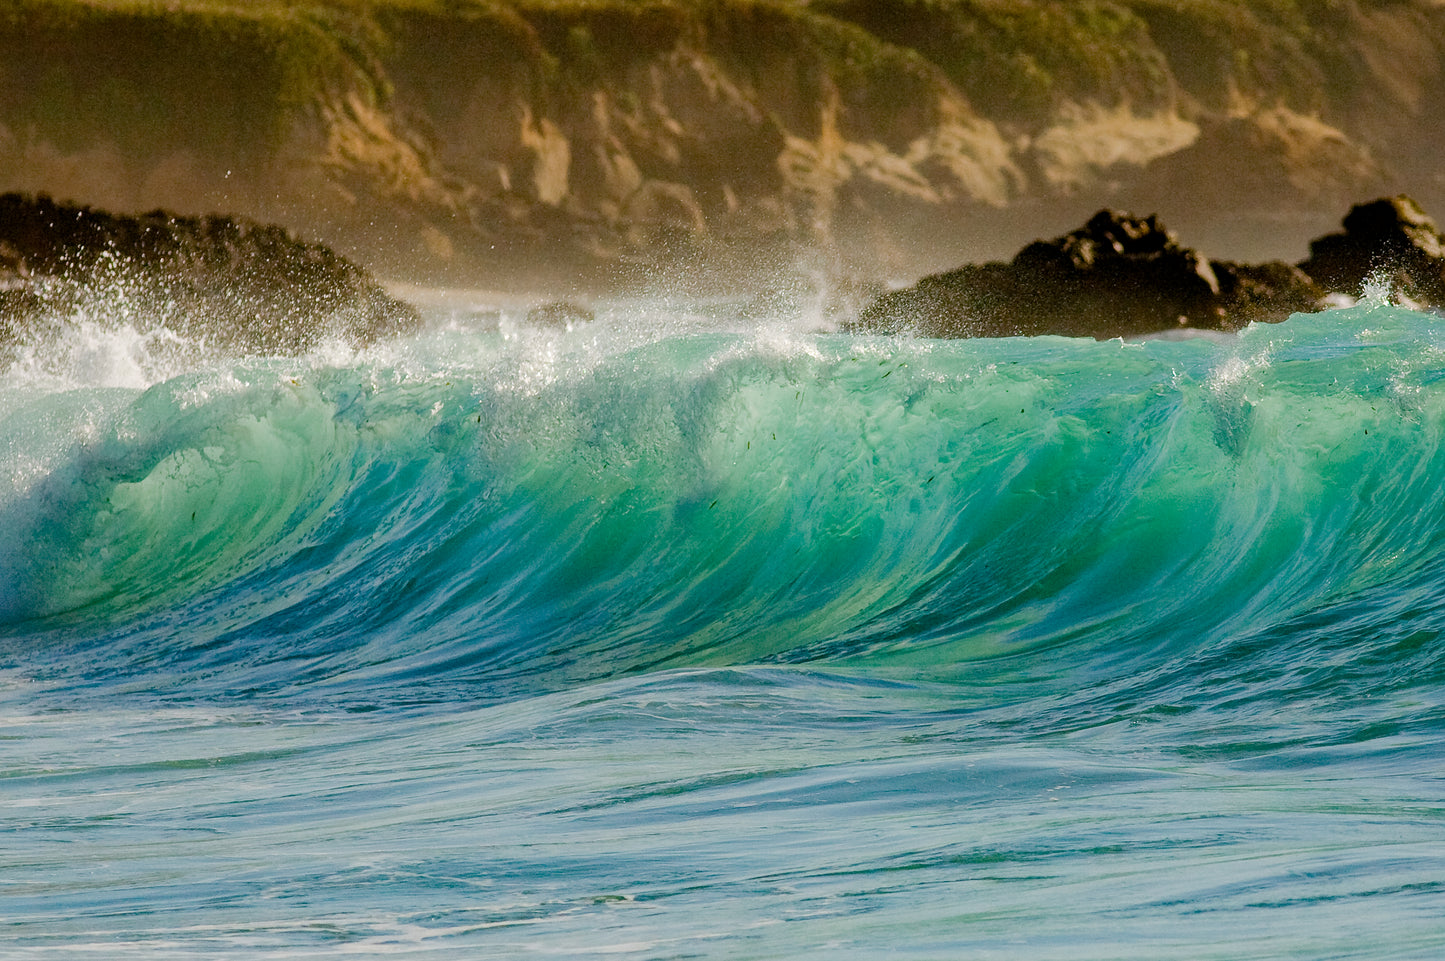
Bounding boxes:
3 0 1443 287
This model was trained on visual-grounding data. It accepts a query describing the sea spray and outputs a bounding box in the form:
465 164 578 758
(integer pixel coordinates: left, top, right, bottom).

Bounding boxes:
1 299 1441 697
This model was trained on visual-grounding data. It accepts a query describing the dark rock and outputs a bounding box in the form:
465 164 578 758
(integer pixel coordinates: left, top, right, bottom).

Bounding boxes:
0 193 421 358
846 263 1011 338
1214 260 1326 326
852 210 1272 339
1297 195 1445 305
849 198 1445 339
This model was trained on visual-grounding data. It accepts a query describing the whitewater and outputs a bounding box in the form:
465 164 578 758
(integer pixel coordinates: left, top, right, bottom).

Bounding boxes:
3 287 1445 959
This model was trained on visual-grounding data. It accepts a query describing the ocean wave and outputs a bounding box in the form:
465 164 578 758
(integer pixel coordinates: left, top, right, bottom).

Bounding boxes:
4 301 1445 705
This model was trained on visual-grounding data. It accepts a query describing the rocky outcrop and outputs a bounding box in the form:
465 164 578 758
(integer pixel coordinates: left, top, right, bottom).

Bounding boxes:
1211 260 1328 327
851 210 1322 339
1299 196 1445 307
0 193 420 357
850 197 1445 339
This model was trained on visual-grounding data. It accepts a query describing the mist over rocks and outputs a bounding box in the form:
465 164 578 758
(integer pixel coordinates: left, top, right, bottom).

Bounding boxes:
525 300 595 329
849 197 1443 340
0 193 421 358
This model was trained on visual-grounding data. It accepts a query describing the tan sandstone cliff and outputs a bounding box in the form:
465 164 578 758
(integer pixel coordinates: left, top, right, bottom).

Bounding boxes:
3 0 1442 288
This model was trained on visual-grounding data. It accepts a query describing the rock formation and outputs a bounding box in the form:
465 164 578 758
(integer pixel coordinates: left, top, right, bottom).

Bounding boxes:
1299 196 1445 307
851 210 1320 339
0 193 421 358
850 196 1443 339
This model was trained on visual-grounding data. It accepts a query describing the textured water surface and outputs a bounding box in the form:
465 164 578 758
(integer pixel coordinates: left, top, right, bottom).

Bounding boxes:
3 295 1445 958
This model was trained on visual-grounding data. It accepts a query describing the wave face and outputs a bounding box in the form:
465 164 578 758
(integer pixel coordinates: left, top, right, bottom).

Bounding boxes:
4 298 1445 958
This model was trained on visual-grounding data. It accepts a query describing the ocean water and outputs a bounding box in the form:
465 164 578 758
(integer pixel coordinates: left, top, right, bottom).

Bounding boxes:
3 289 1445 959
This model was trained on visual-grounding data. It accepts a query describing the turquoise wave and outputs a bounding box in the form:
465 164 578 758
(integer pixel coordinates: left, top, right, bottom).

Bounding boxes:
4 302 1445 704
7 300 1445 961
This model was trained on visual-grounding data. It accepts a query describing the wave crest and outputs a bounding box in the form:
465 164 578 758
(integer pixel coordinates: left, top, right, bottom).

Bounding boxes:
4 304 1445 703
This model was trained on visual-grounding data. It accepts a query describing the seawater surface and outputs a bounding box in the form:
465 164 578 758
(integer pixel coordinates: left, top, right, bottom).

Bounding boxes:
3 293 1445 958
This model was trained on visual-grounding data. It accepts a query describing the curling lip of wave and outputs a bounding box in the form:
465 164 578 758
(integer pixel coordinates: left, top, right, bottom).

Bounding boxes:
2 300 1442 703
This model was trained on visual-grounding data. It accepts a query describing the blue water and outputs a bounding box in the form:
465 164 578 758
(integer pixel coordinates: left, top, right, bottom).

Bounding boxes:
3 293 1445 958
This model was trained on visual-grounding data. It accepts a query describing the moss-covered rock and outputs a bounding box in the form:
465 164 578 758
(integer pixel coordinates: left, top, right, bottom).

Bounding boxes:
815 0 1174 123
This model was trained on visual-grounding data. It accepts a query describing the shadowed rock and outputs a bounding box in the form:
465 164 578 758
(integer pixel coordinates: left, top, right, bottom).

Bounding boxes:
1212 260 1327 326
0 193 421 359
1299 195 1445 305
852 209 1322 339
